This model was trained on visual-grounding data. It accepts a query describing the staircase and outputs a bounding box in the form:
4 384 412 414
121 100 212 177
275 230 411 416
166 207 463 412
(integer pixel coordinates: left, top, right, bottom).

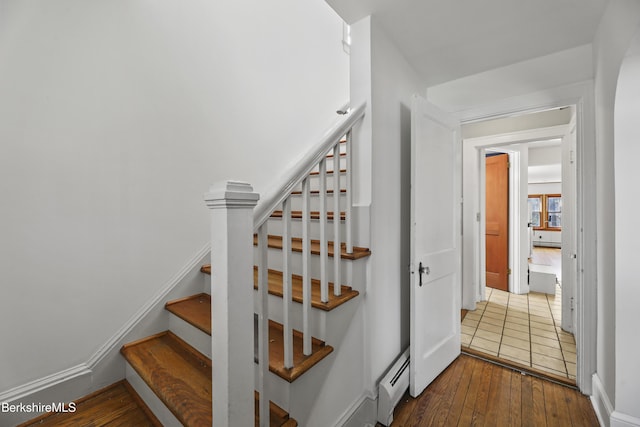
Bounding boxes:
118 106 367 425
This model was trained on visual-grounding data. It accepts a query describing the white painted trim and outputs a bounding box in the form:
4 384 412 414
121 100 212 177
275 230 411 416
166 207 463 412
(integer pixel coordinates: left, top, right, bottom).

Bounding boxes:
334 391 377 427
467 125 569 146
0 364 91 403
448 80 593 123
452 80 596 394
592 373 614 427
87 244 210 369
466 126 568 301
611 411 640 427
0 244 210 408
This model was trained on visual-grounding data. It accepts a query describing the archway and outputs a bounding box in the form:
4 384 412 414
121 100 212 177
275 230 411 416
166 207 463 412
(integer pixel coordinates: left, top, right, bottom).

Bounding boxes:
613 26 640 421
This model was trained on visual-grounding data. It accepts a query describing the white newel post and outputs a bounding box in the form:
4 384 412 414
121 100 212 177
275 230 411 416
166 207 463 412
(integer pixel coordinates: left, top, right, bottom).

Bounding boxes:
204 181 259 427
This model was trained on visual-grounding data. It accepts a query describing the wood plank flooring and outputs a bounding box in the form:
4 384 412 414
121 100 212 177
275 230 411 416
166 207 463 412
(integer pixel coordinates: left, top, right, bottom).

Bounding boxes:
383 354 599 427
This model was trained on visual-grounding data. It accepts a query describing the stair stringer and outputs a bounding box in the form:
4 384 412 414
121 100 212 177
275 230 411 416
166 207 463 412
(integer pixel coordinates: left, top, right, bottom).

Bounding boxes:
262 298 368 427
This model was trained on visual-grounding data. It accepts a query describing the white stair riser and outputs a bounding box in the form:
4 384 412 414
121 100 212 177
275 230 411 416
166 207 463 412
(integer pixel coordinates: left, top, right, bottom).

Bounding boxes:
253 344 337 418
254 291 361 343
294 174 346 192
266 217 347 241
125 364 183 427
256 312 363 427
287 193 346 212
311 155 346 171
253 247 366 292
168 314 211 358
202 258 364 298
253 293 329 340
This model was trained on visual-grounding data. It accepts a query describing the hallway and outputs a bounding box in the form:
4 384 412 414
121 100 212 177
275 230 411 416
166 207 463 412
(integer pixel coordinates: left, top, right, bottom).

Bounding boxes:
461 246 576 382
384 353 598 426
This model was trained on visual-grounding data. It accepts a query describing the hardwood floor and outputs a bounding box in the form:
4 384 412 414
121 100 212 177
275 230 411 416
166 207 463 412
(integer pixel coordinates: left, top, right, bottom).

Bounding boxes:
383 354 599 426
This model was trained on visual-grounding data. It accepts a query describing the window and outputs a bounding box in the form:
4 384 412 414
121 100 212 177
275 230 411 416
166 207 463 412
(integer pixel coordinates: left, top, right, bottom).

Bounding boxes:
528 194 561 230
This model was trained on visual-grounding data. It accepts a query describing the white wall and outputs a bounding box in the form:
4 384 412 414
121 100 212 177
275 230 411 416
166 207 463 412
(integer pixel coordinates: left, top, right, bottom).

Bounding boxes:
350 16 426 392
614 26 640 426
427 44 594 113
528 182 561 194
0 0 348 395
591 2 640 424
529 145 562 166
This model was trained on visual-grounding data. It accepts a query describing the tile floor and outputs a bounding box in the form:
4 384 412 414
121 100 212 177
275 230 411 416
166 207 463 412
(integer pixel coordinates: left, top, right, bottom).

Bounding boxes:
461 284 577 380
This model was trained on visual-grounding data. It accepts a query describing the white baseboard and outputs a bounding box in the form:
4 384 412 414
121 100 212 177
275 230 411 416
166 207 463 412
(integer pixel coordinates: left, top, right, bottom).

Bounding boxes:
611 411 640 427
0 245 210 425
0 365 92 426
335 391 377 427
591 373 614 427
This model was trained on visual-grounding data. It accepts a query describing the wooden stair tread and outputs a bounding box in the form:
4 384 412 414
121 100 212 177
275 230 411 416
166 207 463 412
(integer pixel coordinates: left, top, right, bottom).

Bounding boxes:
326 151 347 158
309 168 346 176
166 293 211 335
253 267 359 311
120 331 212 427
161 292 334 383
267 320 333 383
271 210 346 220
18 380 162 427
253 234 371 260
200 266 359 311
255 392 298 427
290 188 346 195
122 330 297 426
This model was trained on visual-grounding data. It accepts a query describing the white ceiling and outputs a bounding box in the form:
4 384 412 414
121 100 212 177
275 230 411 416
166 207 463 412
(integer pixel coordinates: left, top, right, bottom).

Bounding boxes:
326 0 610 86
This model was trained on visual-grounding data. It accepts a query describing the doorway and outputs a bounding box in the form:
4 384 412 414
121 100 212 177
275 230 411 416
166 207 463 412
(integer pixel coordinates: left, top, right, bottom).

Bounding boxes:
460 107 579 383
485 152 509 292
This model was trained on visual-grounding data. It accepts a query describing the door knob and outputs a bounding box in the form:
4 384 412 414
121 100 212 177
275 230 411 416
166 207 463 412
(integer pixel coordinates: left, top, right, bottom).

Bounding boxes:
418 262 430 286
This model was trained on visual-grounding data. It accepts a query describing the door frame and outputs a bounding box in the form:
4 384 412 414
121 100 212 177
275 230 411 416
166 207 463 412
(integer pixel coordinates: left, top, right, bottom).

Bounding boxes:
483 152 511 292
450 81 596 394
464 126 567 304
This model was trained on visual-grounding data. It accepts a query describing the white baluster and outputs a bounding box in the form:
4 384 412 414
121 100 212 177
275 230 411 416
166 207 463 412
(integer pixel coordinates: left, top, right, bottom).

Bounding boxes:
257 224 269 427
282 198 293 368
319 159 329 303
345 130 353 254
333 144 342 296
302 177 312 355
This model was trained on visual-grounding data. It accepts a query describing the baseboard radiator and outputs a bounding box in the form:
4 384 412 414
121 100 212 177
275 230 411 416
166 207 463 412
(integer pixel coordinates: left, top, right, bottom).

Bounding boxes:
377 348 410 426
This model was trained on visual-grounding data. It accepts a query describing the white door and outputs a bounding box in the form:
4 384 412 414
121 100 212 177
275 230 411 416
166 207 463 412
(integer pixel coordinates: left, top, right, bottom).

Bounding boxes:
410 94 461 397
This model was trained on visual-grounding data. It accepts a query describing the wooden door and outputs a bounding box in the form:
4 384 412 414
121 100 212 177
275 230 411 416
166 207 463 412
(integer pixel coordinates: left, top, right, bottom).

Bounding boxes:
410 94 461 397
485 153 509 291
